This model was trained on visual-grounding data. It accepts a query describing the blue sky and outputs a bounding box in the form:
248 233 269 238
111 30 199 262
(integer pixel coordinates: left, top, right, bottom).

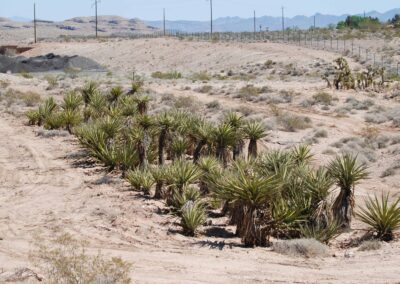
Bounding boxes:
1 0 400 21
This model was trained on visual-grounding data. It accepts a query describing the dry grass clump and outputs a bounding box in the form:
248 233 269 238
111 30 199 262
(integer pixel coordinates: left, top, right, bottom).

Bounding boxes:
151 71 182 80
0 89 41 107
272 239 330 258
358 240 382 251
31 233 131 284
278 113 312 132
44 75 58 90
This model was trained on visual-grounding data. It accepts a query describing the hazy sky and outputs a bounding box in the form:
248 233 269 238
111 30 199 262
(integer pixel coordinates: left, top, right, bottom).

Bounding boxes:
1 0 399 21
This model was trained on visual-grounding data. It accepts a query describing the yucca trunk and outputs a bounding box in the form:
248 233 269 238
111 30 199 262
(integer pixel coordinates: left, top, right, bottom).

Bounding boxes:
138 103 148 115
248 139 258 159
332 187 354 228
193 140 206 163
158 129 167 165
233 139 244 161
154 181 164 199
241 206 267 247
216 146 228 168
138 132 150 170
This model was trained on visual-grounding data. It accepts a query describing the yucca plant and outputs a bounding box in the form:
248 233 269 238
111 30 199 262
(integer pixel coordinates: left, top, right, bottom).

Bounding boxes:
300 218 342 244
357 193 400 241
192 120 214 163
85 91 107 120
180 200 206 236
116 142 138 173
134 95 151 115
328 154 368 228
62 109 82 134
26 109 40 125
62 91 83 111
224 112 244 160
212 123 237 168
291 144 313 166
243 121 267 159
126 169 155 195
151 166 168 199
81 81 97 108
98 116 122 140
197 156 221 194
117 95 137 117
213 161 281 246
156 112 175 165
166 159 203 191
171 136 189 160
170 186 201 214
38 97 57 126
108 86 124 106
44 112 64 130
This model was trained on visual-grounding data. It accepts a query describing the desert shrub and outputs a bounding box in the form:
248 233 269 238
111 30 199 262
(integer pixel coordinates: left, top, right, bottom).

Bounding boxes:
381 161 400 178
20 71 33 79
365 113 388 124
357 193 400 241
206 100 220 109
44 75 58 90
190 72 211 81
278 113 312 132
358 240 382 251
1 89 41 107
32 233 131 284
385 107 400 127
314 129 328 138
272 239 330 258
151 71 182 80
196 85 212 93
345 97 374 110
235 85 261 101
174 96 197 110
180 200 206 236
312 92 334 106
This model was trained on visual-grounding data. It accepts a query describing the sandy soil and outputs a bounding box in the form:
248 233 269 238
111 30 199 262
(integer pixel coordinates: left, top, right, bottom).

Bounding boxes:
0 38 400 283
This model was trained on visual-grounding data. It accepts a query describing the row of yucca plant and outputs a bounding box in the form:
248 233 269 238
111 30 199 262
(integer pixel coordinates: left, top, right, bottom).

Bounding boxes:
26 80 400 244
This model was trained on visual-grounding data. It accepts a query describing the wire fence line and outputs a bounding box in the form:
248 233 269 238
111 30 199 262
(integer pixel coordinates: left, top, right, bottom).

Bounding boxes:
38 28 400 78
107 29 400 77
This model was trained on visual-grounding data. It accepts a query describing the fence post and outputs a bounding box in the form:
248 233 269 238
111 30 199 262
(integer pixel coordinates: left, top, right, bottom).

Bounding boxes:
397 62 399 75
374 53 376 65
359 46 361 58
336 38 339 50
366 49 368 62
330 37 332 49
351 40 354 54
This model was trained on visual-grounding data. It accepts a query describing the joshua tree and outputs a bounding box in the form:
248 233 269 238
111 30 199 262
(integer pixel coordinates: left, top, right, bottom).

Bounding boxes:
108 86 124 107
328 154 368 228
134 115 154 170
192 120 214 163
134 95 151 115
151 166 167 199
156 112 175 165
224 112 244 160
212 123 237 167
243 121 267 159
213 161 280 246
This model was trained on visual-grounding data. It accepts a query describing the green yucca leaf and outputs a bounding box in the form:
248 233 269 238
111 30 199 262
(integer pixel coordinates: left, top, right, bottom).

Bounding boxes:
357 193 400 241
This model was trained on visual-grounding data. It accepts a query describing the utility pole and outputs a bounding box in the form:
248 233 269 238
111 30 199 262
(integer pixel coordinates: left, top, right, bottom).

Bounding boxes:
254 10 256 36
281 6 285 39
163 8 166 36
33 3 37 43
314 15 316 30
93 0 100 38
210 0 213 38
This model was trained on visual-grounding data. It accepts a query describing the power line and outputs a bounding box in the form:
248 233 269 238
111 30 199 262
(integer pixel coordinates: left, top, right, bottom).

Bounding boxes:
281 6 285 33
163 8 166 36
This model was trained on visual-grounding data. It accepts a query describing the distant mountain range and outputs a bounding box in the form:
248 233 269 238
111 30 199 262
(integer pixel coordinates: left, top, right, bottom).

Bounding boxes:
146 8 400 32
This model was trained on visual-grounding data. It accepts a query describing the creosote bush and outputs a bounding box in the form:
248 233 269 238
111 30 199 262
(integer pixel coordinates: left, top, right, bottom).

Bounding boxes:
31 233 131 284
273 239 330 258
